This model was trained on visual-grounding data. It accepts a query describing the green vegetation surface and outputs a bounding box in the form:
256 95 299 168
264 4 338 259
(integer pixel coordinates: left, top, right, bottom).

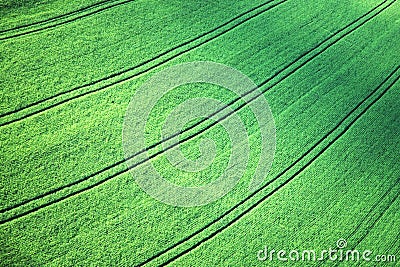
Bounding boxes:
1 0 399 266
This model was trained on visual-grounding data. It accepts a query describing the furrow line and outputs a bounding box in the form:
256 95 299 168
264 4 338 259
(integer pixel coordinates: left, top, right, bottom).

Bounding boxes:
0 0 136 40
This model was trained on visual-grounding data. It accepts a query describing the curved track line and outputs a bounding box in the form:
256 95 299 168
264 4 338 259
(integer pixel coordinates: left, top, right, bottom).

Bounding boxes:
0 0 119 34
386 231 400 256
0 0 136 41
0 0 393 221
323 179 400 266
157 70 400 267
350 193 400 250
318 177 400 266
0 0 286 124
331 192 400 267
348 179 400 240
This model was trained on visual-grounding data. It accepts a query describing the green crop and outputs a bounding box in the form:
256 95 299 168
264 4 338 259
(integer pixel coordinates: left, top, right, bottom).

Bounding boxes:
1 0 399 266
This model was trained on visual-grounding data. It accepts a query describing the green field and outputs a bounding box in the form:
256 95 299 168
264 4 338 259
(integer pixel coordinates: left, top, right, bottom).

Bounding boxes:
1 0 399 266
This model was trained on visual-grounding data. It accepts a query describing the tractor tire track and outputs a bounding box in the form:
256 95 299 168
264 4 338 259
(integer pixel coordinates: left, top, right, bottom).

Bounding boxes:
387 231 400 256
331 190 400 267
347 179 400 240
0 0 136 41
0 0 394 222
156 68 400 267
0 0 119 34
348 192 400 254
317 177 400 266
0 0 283 121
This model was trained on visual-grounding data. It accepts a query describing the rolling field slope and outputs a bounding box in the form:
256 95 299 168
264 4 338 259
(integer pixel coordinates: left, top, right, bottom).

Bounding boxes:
1 0 399 266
